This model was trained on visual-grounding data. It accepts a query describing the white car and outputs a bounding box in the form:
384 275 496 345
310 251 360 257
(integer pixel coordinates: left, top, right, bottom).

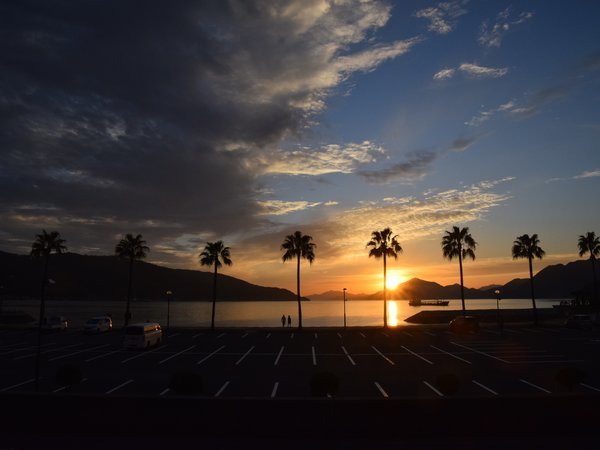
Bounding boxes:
124 322 163 349
84 316 113 333
42 316 68 331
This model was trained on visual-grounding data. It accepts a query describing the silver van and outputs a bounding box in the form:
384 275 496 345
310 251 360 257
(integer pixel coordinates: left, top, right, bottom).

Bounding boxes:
123 322 163 349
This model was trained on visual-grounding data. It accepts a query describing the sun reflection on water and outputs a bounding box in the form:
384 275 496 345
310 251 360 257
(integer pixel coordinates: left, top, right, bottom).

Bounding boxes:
388 300 398 327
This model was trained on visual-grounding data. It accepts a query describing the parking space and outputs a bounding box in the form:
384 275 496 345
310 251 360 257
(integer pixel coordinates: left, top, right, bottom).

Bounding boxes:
1 325 599 399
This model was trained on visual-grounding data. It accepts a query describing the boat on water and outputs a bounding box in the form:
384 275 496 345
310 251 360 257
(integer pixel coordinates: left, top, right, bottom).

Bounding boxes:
408 299 450 306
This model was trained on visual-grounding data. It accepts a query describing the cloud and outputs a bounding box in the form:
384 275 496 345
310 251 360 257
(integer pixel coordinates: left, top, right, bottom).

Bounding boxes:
548 169 600 183
0 0 418 262
257 200 323 216
448 136 478 152
433 63 508 80
433 68 456 80
255 141 386 176
359 150 438 183
415 1 469 34
458 63 508 78
479 8 534 48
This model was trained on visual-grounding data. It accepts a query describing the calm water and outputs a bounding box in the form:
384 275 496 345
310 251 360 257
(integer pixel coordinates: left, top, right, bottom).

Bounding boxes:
3 298 558 328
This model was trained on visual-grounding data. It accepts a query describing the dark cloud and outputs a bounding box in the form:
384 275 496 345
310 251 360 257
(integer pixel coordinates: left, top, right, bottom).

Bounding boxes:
448 136 478 152
0 0 403 258
358 150 437 183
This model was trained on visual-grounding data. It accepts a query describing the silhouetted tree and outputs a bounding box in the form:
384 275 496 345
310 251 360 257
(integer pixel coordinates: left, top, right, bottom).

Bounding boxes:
578 231 600 320
281 231 316 329
367 228 403 328
512 233 545 325
442 226 476 315
199 241 232 331
115 234 149 326
31 230 67 391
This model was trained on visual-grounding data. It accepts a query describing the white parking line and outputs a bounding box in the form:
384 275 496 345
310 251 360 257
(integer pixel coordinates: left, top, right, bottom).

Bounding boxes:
403 331 414 338
271 382 279 398
0 378 35 392
472 380 498 395
374 381 389 398
49 344 111 362
85 350 121 362
431 345 471 364
337 332 342 339
520 379 551 393
53 378 88 393
401 345 433 365
274 346 284 366
359 332 366 339
581 383 600 393
423 380 444 397
215 381 229 397
192 333 203 339
197 345 225 365
265 333 271 339
105 379 134 394
291 333 294 339
371 345 395 365
159 345 196 365
424 331 436 337
168 332 181 338
314 333 318 339
160 388 170 396
381 332 389 338
241 333 248 339
121 345 167 363
341 346 356 366
450 342 510 364
13 342 84 360
312 346 317 366
216 333 226 339
235 346 255 365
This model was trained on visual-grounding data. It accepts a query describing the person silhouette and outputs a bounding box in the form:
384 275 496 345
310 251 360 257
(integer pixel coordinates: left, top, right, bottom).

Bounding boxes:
281 314 286 327
287 315 291 327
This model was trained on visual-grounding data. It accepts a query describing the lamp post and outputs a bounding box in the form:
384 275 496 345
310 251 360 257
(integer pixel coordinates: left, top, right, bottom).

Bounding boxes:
343 288 347 329
495 289 502 329
166 290 172 333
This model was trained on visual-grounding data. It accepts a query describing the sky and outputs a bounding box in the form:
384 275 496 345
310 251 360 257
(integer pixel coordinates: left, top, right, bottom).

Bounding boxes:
1 0 599 295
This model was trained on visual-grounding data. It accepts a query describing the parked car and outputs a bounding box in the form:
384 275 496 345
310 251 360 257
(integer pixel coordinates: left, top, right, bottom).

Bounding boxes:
449 315 479 334
84 316 113 333
123 322 163 349
42 316 68 331
565 314 593 330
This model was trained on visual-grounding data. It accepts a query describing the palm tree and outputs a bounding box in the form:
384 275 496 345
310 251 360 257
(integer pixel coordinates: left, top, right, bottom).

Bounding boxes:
442 226 477 315
578 231 600 320
199 241 232 331
115 234 149 327
366 228 403 328
512 233 545 326
281 231 316 329
31 230 67 391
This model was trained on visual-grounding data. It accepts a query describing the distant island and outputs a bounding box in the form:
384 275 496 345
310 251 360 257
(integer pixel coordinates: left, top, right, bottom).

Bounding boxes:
308 259 598 301
1 250 596 302
0 251 306 302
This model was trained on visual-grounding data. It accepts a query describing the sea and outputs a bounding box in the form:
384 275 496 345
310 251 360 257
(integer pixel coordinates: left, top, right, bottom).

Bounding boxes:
1 298 560 328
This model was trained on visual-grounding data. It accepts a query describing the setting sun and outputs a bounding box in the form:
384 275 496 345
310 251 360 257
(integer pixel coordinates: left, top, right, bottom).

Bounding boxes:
386 271 407 290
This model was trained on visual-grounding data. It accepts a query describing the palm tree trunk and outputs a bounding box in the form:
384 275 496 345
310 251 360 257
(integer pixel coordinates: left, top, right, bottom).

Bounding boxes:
297 253 302 329
529 256 538 326
458 254 465 315
591 256 598 321
383 253 387 328
35 254 49 392
211 262 218 331
125 257 134 326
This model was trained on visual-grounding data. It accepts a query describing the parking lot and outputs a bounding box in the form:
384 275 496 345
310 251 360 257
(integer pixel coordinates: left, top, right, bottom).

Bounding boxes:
1 324 600 399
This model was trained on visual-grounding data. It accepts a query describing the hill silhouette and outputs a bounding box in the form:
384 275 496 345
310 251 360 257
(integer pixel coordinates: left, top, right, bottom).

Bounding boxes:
0 251 304 301
309 260 599 300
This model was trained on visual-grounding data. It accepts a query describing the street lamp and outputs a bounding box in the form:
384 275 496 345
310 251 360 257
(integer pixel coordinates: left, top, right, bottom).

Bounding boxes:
343 288 347 329
166 290 173 333
495 289 502 329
